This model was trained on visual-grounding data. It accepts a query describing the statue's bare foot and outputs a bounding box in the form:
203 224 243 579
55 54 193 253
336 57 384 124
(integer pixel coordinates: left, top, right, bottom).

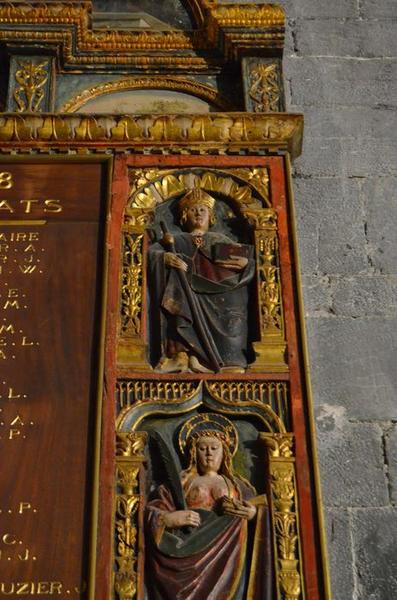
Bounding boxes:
155 352 189 373
189 355 214 374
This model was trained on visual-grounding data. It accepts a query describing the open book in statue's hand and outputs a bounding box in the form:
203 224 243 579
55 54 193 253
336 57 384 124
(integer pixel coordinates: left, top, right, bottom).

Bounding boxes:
212 243 251 262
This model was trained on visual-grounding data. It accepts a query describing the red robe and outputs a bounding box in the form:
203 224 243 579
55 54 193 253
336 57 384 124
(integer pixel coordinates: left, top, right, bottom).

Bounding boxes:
145 483 249 600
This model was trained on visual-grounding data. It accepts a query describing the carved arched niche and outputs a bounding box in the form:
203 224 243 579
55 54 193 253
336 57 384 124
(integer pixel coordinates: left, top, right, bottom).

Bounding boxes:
117 167 288 373
60 77 233 113
114 379 299 600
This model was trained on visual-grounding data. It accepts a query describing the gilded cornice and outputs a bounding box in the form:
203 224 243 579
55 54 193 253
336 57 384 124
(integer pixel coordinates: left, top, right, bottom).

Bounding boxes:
207 3 285 28
60 77 232 112
0 2 285 71
0 113 303 159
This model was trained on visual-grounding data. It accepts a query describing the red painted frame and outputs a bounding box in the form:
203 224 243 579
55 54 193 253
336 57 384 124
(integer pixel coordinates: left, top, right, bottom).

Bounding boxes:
96 154 326 600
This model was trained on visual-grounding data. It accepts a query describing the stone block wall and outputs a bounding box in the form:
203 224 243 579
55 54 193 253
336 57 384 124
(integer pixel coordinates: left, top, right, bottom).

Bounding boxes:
278 1 397 598
220 0 397 594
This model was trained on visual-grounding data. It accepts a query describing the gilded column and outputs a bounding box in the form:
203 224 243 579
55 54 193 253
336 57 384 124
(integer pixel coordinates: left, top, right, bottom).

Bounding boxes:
117 208 153 370
259 433 303 600
114 432 147 600
242 208 288 372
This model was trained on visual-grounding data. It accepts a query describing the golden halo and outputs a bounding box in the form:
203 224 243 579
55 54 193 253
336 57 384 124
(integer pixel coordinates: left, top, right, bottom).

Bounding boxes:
178 413 238 457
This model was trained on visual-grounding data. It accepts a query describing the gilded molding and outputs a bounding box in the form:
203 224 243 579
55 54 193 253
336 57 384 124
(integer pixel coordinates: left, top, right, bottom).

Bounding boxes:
208 4 285 28
60 77 232 113
0 113 303 158
0 2 284 69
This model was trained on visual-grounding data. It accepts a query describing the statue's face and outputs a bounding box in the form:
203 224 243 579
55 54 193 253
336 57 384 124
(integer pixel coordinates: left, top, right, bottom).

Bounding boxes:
196 436 223 474
184 204 210 232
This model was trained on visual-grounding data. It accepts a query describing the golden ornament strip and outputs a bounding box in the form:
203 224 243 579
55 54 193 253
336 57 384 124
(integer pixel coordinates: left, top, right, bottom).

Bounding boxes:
0 113 303 159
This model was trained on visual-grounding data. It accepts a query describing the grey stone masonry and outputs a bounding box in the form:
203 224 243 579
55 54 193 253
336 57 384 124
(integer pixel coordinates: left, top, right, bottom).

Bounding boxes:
217 1 395 596
276 0 397 597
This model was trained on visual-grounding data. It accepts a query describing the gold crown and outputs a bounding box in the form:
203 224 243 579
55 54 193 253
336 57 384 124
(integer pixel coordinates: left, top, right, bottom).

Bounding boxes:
178 188 215 212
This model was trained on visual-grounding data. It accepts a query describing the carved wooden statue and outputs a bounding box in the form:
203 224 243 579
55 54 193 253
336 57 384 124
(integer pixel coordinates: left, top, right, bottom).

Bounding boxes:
145 414 272 600
148 188 255 373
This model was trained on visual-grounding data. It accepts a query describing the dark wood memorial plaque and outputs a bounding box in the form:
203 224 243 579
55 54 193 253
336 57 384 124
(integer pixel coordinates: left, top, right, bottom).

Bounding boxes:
0 159 109 597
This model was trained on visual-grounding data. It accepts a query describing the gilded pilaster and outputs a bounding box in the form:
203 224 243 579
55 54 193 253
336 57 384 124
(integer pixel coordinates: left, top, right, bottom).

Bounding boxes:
242 208 287 372
117 208 154 370
114 432 147 600
259 433 303 600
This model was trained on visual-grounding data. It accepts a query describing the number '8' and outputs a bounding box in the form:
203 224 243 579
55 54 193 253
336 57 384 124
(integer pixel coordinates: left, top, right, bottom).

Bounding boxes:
0 172 13 189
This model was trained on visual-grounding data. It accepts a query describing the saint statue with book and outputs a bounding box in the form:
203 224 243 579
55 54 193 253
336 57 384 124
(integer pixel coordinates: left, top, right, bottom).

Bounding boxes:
148 188 255 373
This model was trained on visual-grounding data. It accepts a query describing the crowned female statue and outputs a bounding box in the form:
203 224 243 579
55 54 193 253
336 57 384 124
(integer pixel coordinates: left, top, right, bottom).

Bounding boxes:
148 188 255 373
145 414 272 600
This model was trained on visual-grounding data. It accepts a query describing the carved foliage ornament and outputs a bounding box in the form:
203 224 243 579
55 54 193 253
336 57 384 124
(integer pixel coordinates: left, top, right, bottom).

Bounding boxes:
120 233 144 338
115 432 147 600
13 59 49 113
260 434 303 600
249 62 281 113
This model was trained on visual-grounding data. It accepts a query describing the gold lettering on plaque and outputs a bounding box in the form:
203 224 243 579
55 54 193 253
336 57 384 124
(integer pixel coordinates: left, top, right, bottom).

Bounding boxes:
2 534 17 545
0 232 39 242
19 265 36 275
19 200 39 213
18 548 29 561
0 201 14 213
0 581 63 595
44 200 63 213
18 502 32 514
9 429 21 439
3 289 20 310
8 388 21 399
5 415 34 439
0 324 14 334
0 199 62 215
0 172 13 189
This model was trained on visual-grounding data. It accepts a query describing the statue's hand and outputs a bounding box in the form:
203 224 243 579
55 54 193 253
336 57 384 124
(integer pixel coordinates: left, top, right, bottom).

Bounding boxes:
164 252 188 272
162 510 201 528
215 255 248 272
219 496 257 520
